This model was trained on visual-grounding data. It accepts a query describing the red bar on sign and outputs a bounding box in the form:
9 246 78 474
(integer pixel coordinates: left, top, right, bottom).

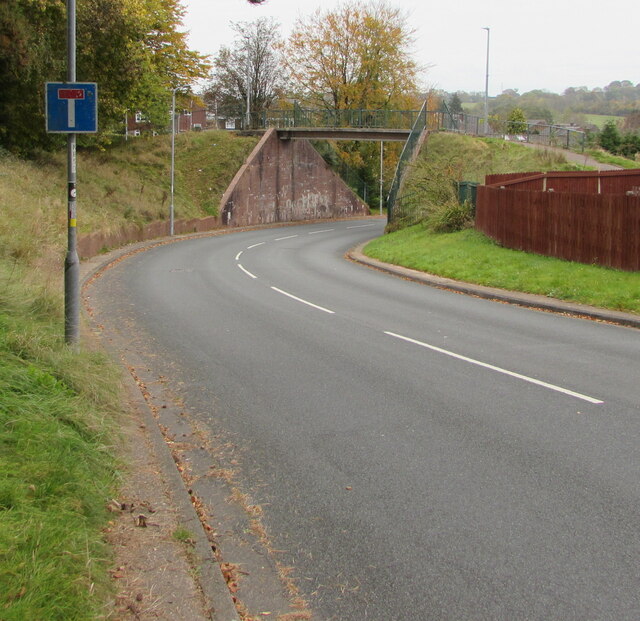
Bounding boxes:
58 89 85 100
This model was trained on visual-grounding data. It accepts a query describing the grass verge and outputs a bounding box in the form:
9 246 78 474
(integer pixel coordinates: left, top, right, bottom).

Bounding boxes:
363 225 640 314
0 261 123 619
0 130 259 618
584 148 639 169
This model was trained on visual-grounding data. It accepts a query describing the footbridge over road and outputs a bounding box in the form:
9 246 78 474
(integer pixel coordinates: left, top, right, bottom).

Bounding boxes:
261 106 427 142
222 103 430 227
275 127 411 142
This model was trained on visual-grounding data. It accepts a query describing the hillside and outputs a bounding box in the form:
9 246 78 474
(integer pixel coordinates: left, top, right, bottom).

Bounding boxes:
0 130 259 270
452 81 640 128
391 132 588 230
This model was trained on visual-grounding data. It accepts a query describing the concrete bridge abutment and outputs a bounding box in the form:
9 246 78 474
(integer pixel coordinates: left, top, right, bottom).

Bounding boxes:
219 128 370 227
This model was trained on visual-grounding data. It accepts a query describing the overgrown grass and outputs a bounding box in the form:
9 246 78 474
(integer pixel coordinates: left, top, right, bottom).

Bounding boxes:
584 148 640 169
412 132 585 185
0 131 259 245
0 262 123 619
364 225 640 314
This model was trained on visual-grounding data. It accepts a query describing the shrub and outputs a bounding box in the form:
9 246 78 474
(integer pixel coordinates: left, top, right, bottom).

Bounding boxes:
427 200 474 233
599 120 621 153
507 108 527 135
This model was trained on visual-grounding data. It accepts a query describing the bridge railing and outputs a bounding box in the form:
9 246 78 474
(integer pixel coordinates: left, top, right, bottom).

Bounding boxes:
438 102 586 151
245 104 585 152
386 100 428 222
260 106 424 130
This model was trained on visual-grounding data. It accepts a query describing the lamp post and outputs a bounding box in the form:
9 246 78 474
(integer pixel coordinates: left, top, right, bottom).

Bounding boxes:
65 0 80 346
170 87 179 236
245 40 251 129
379 141 384 216
483 26 490 136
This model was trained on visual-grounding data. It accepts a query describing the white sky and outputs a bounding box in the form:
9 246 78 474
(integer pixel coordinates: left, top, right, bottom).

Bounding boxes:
182 0 638 97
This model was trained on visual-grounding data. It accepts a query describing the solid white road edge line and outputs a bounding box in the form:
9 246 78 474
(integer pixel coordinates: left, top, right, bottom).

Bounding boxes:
238 264 257 279
275 235 299 241
384 331 604 405
347 223 377 229
247 242 265 249
271 287 335 314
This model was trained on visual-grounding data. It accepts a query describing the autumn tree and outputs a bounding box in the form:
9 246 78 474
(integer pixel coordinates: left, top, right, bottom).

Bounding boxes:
622 111 640 132
283 1 420 111
204 18 284 126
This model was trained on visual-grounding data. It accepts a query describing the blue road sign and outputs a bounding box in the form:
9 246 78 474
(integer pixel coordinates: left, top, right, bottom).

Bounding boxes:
46 82 98 133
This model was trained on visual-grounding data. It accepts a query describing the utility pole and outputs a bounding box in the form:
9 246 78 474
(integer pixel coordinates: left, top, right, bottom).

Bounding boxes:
170 87 178 236
483 27 490 136
45 1 96 344
65 0 79 346
245 46 251 129
379 141 384 216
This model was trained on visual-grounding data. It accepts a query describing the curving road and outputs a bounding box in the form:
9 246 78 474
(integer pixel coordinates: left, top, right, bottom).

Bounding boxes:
91 219 640 620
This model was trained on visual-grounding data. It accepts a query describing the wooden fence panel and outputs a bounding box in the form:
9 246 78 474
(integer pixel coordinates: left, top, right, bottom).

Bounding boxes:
475 186 640 271
485 172 543 186
486 169 640 195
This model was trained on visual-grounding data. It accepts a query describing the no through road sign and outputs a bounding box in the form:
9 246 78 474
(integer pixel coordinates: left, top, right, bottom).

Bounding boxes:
46 82 98 133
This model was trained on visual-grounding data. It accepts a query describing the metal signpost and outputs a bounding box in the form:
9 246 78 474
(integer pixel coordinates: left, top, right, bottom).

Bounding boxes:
45 0 97 346
170 87 178 236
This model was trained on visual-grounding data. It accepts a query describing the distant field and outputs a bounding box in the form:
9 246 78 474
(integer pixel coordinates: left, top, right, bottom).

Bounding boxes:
583 114 625 128
462 102 480 112
451 108 624 129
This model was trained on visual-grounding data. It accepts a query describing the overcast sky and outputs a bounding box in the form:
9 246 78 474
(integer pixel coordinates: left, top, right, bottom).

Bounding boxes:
182 0 638 97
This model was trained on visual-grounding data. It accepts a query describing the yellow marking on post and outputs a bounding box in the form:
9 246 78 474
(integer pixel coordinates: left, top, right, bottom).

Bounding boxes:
70 218 77 227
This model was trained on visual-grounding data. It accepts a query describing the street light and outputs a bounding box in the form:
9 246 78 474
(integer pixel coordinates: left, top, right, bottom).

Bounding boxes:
170 87 179 236
379 141 384 216
483 27 490 136
245 40 251 129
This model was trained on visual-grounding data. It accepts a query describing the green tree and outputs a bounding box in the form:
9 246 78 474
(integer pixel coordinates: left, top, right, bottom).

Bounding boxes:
506 107 527 134
599 120 621 153
0 0 67 153
283 1 419 110
0 0 210 154
449 92 463 115
617 132 640 158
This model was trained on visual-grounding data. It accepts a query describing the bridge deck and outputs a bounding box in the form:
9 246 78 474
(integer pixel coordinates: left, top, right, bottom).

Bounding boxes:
276 127 411 142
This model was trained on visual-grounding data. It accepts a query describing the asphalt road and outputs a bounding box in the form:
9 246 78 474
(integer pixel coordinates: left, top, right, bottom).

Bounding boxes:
91 220 640 620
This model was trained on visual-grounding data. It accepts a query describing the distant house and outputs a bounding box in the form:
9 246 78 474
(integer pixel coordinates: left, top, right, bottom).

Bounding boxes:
126 111 151 137
176 101 207 132
125 99 208 137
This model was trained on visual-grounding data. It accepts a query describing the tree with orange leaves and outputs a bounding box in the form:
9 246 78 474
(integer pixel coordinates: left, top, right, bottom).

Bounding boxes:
283 1 421 111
